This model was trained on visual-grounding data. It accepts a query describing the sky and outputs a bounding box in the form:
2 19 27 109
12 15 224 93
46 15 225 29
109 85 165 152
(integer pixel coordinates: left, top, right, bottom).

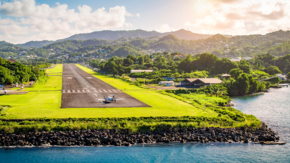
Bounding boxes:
0 0 289 44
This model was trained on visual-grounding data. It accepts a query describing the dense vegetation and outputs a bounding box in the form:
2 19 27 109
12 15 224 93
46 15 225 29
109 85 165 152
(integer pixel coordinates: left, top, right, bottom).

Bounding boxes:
92 53 246 75
0 57 49 85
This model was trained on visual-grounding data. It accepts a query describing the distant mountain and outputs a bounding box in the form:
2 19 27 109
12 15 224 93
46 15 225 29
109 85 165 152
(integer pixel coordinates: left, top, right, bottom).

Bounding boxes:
164 29 211 40
64 29 212 41
17 29 212 48
18 40 55 48
0 41 14 49
266 30 290 39
63 29 162 41
205 34 228 42
16 29 290 49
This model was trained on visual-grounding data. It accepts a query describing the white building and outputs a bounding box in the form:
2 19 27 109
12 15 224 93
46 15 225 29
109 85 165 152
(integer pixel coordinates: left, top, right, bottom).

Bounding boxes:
159 81 175 86
243 57 252 60
130 70 154 73
276 74 287 80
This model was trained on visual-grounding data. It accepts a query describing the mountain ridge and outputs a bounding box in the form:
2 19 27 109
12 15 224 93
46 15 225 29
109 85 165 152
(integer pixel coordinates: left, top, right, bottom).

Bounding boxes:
17 29 213 48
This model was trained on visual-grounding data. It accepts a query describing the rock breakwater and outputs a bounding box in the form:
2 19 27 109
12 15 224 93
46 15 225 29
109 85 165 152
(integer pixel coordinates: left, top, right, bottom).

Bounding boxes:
0 123 281 147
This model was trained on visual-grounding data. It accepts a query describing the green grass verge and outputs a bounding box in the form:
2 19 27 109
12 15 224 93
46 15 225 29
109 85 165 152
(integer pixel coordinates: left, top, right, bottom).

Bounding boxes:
46 64 63 73
0 116 259 134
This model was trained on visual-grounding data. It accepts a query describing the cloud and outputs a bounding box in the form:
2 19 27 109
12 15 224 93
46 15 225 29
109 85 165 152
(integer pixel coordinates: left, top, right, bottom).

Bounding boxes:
0 0 137 43
136 13 140 17
184 0 290 35
212 0 241 3
155 24 176 33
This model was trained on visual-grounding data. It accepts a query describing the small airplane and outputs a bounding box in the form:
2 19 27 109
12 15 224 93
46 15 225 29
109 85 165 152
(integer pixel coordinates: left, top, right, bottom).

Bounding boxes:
97 95 124 103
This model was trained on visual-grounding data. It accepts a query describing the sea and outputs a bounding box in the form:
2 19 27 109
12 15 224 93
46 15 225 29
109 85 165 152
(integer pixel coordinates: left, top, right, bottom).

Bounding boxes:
0 85 289 163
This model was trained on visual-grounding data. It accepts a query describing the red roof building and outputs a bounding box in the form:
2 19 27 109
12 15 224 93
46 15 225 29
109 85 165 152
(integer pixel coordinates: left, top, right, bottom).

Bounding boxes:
8 59 15 63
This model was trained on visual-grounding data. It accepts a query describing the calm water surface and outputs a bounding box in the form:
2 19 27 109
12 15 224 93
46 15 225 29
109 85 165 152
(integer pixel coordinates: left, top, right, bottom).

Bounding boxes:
0 86 289 163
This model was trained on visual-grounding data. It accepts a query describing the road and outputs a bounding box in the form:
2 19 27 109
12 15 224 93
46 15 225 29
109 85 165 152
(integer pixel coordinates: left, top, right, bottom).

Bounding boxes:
61 64 150 108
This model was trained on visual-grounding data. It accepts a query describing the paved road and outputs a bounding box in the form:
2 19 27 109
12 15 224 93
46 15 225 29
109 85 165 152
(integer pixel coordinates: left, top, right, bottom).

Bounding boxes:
61 64 150 108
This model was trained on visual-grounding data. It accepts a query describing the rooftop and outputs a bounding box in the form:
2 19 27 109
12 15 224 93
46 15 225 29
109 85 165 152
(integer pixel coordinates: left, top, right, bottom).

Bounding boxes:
184 78 222 84
221 74 231 77
159 81 174 84
130 70 154 73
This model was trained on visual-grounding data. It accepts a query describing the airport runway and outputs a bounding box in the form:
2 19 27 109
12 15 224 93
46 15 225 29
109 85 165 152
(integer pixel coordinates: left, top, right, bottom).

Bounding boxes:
61 64 150 108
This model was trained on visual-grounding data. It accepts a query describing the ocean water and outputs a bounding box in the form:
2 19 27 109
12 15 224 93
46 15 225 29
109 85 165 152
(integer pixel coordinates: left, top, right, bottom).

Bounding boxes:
0 86 289 163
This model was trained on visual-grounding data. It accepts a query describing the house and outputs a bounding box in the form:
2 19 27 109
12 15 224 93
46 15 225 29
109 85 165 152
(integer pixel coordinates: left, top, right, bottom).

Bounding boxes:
130 70 154 73
230 57 241 62
243 57 252 60
273 43 282 46
173 55 185 59
221 74 231 80
159 81 174 86
230 58 241 62
162 77 175 81
8 59 15 63
181 78 197 86
276 74 287 80
181 78 222 87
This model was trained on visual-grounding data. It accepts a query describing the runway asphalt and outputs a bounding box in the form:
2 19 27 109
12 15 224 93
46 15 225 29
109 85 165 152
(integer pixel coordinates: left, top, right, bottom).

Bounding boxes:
61 64 150 108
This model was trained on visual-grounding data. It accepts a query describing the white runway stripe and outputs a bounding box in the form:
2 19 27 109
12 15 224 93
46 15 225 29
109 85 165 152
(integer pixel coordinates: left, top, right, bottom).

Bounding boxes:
112 90 117 92
67 90 70 93
87 90 90 92
82 90 85 92
63 90 65 93
99 90 102 92
94 90 98 92
103 90 107 92
72 90 75 93
77 90 80 93
108 90 112 92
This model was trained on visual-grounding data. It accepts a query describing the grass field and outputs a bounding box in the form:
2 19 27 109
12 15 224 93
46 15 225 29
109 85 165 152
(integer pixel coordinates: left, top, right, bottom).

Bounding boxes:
46 64 63 73
0 64 216 119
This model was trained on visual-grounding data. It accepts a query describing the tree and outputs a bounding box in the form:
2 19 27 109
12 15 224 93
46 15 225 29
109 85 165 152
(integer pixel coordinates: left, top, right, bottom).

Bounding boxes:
236 73 250 95
267 66 281 75
124 58 134 66
216 58 238 74
138 56 144 65
229 68 243 79
208 84 227 97
287 72 290 80
239 60 251 74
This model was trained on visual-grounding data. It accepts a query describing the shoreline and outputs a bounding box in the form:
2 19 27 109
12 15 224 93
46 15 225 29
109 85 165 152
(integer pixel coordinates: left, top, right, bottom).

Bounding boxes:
0 141 278 149
0 123 284 148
